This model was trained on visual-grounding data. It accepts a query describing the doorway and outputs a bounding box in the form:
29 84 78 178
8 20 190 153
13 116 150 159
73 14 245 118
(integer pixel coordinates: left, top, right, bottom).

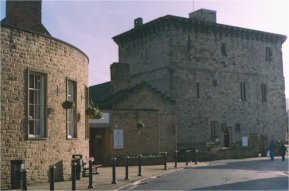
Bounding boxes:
224 129 230 147
89 128 105 164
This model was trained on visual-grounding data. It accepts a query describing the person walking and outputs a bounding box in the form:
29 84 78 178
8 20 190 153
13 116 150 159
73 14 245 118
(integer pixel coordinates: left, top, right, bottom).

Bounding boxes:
279 143 287 162
268 140 276 161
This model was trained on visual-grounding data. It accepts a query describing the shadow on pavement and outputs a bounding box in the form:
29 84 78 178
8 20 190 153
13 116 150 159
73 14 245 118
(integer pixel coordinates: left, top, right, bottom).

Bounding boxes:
195 176 288 190
193 157 288 172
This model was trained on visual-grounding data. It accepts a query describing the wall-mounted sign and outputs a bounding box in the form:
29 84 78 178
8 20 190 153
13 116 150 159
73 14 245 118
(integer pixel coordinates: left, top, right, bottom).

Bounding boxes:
114 129 124 149
242 136 248 147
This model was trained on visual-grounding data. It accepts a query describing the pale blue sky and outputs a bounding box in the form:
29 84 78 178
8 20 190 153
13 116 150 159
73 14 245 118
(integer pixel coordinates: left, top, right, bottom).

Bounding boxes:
1 0 289 97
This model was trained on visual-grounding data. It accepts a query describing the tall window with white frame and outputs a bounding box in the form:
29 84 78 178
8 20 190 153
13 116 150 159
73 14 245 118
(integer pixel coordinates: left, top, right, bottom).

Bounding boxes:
28 71 46 138
67 79 77 139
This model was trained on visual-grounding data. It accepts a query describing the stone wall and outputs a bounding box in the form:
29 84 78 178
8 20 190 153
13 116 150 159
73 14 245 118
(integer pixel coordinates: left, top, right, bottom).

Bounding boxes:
118 27 172 97
1 26 89 188
105 84 177 161
171 26 287 148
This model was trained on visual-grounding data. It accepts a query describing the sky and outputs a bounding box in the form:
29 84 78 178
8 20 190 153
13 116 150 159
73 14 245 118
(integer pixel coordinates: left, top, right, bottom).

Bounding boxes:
1 0 289 97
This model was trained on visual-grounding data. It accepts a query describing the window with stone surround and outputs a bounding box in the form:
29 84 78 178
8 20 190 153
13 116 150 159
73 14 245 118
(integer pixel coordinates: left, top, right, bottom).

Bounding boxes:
261 83 267 102
67 79 77 139
211 121 218 138
240 82 247 101
265 47 272 61
28 70 47 138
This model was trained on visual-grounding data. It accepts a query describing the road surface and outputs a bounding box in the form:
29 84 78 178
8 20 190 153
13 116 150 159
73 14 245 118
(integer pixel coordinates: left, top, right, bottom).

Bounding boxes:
128 157 288 190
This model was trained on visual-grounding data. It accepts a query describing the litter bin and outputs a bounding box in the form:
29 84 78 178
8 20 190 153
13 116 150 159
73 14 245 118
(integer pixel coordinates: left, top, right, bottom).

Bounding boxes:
72 155 83 180
11 160 24 189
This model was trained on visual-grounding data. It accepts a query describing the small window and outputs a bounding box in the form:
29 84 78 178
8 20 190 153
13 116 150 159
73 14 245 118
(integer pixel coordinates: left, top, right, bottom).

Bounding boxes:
261 83 267 102
235 123 241 133
211 121 219 138
265 47 272 61
196 82 200 98
221 43 227 57
67 79 77 139
187 36 191 50
28 71 47 138
240 82 247 101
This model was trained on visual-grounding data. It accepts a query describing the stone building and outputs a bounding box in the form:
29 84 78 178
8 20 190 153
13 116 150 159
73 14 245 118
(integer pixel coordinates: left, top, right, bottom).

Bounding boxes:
89 78 176 165
90 9 287 159
1 0 89 188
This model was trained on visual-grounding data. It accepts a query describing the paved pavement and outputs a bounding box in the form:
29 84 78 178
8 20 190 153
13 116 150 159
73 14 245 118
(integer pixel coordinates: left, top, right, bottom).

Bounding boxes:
11 162 208 190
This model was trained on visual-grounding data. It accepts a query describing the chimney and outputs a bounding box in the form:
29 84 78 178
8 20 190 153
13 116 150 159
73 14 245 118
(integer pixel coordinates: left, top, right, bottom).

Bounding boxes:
1 0 50 35
110 62 130 93
134 17 143 28
189 9 216 23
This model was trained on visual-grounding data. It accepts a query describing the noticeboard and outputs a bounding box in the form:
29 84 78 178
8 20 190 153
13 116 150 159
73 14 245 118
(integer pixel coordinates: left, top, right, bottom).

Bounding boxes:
114 129 124 149
242 136 248 147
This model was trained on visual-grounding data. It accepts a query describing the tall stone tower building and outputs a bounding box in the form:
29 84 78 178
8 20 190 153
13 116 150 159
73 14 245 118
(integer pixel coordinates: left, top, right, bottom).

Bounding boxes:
1 0 89 188
111 9 287 149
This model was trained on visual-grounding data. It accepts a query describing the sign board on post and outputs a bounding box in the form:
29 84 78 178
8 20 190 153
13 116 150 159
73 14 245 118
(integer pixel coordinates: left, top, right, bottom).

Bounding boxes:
114 129 124 149
242 136 248 147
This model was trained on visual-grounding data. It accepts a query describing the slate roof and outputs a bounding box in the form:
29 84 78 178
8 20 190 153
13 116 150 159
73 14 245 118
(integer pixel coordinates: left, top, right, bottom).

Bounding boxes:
89 82 113 106
89 82 175 109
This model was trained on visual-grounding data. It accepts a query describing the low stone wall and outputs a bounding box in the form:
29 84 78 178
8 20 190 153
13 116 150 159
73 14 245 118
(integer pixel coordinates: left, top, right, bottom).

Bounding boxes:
114 155 164 166
175 148 264 162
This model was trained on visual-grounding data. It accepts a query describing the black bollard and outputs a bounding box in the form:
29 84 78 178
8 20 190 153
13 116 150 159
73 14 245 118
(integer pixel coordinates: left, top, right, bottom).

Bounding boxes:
138 154 142 176
174 151 178 168
125 156 129 180
111 158 117 184
21 169 28 191
195 150 199 165
186 150 189 165
163 152 168 170
49 165 56 191
88 159 94 188
189 150 192 162
71 162 76 191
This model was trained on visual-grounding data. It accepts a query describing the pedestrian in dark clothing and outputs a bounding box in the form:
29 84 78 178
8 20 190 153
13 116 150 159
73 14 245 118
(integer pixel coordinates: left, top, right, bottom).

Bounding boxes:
268 140 276 161
279 143 287 162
